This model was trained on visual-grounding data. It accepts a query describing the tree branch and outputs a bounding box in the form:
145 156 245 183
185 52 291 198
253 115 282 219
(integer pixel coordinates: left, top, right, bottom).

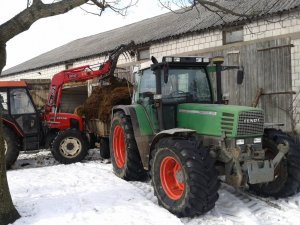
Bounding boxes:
0 0 91 44
82 0 138 16
159 0 272 18
196 0 251 18
0 43 6 74
32 0 42 5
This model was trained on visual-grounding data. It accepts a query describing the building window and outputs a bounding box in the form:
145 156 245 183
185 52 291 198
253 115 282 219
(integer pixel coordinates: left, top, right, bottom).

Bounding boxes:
138 48 150 60
65 62 73 70
223 27 243 45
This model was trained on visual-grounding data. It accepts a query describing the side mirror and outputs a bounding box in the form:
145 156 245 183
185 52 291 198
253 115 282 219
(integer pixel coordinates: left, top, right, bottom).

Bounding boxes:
163 63 169 83
237 67 244 85
151 56 158 64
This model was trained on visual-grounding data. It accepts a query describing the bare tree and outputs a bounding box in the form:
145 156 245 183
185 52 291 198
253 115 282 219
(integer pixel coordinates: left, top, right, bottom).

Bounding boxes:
0 0 296 224
0 1 135 224
158 0 287 20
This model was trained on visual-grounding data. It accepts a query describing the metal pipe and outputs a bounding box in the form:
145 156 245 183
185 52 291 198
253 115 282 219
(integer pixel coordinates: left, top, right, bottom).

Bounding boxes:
155 69 164 131
212 57 224 104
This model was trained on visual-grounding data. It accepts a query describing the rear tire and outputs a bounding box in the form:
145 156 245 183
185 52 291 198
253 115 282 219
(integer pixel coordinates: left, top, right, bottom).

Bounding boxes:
4 127 20 169
249 129 300 197
100 138 110 159
151 137 220 217
51 129 88 164
110 111 146 180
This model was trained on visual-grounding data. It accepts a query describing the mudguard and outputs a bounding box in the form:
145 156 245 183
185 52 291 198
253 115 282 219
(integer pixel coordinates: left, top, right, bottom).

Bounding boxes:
113 105 196 169
112 104 154 169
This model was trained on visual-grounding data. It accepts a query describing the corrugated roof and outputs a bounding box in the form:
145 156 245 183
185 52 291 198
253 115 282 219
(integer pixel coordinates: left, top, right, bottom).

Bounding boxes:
3 0 300 76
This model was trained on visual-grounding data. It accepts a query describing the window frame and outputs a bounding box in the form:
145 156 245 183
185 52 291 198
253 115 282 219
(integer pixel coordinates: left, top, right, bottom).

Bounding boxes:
223 26 244 45
137 48 150 61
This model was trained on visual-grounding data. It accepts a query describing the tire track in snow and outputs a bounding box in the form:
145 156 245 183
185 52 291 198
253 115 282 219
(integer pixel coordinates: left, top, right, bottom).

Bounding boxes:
130 180 158 205
130 181 259 225
12 151 300 225
130 181 298 225
220 184 293 225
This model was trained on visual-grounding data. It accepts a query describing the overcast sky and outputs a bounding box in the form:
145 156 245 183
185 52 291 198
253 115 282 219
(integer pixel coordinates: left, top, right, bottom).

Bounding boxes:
0 0 168 70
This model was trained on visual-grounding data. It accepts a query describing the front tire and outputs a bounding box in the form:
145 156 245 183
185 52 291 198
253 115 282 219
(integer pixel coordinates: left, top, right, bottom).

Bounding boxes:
110 111 146 180
4 127 20 169
51 129 88 164
249 129 300 197
151 137 220 217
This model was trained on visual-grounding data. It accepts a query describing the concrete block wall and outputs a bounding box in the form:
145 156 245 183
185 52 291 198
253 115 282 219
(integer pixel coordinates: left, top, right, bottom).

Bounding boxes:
0 52 133 82
0 64 66 81
150 30 223 57
244 11 300 41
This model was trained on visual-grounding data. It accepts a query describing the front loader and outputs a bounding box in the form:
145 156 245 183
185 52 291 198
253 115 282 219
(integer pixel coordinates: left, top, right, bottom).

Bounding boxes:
110 56 300 217
1 42 134 168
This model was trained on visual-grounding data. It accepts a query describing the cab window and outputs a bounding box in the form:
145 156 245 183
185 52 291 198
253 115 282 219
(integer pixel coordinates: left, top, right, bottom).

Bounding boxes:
10 88 35 114
0 91 8 113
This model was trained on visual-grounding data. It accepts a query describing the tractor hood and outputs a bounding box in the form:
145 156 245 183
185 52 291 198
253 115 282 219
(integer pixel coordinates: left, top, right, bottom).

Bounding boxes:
177 103 264 138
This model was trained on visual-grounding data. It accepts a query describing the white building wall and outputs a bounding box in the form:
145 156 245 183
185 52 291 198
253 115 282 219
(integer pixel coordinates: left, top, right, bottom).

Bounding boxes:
244 11 300 41
4 11 300 83
2 10 300 131
150 30 223 57
0 54 132 81
0 65 66 81
241 11 300 132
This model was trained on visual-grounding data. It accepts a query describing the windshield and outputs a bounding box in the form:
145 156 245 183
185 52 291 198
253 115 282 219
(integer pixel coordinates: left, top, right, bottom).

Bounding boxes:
137 67 212 104
162 67 212 103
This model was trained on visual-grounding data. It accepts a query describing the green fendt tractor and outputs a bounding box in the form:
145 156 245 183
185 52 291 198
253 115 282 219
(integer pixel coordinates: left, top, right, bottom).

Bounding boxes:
110 56 300 217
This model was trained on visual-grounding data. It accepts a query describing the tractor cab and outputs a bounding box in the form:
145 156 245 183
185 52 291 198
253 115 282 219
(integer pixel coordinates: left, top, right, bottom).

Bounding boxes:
134 56 213 131
0 81 42 150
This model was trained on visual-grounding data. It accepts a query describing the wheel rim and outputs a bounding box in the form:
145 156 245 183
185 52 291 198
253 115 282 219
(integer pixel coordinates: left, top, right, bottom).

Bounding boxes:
113 125 125 168
160 156 184 200
59 137 82 158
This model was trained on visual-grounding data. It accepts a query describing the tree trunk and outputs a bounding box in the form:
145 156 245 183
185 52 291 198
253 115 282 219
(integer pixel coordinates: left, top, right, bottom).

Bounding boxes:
0 43 6 74
0 112 20 225
0 1 129 224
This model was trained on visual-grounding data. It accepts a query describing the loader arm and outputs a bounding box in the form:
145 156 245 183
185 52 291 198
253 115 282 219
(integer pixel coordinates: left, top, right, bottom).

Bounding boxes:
45 41 134 114
45 61 112 114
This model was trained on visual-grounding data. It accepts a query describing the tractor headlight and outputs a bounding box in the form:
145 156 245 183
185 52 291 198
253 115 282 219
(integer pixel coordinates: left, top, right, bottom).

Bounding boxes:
196 57 202 62
165 57 173 62
203 58 210 63
253 137 262 143
236 139 244 145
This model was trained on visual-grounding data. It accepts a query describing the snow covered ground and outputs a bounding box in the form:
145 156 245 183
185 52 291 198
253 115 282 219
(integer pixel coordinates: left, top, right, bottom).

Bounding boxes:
7 149 300 225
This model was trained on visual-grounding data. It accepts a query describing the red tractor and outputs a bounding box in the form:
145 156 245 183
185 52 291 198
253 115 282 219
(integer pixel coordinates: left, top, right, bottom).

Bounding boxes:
1 42 133 168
